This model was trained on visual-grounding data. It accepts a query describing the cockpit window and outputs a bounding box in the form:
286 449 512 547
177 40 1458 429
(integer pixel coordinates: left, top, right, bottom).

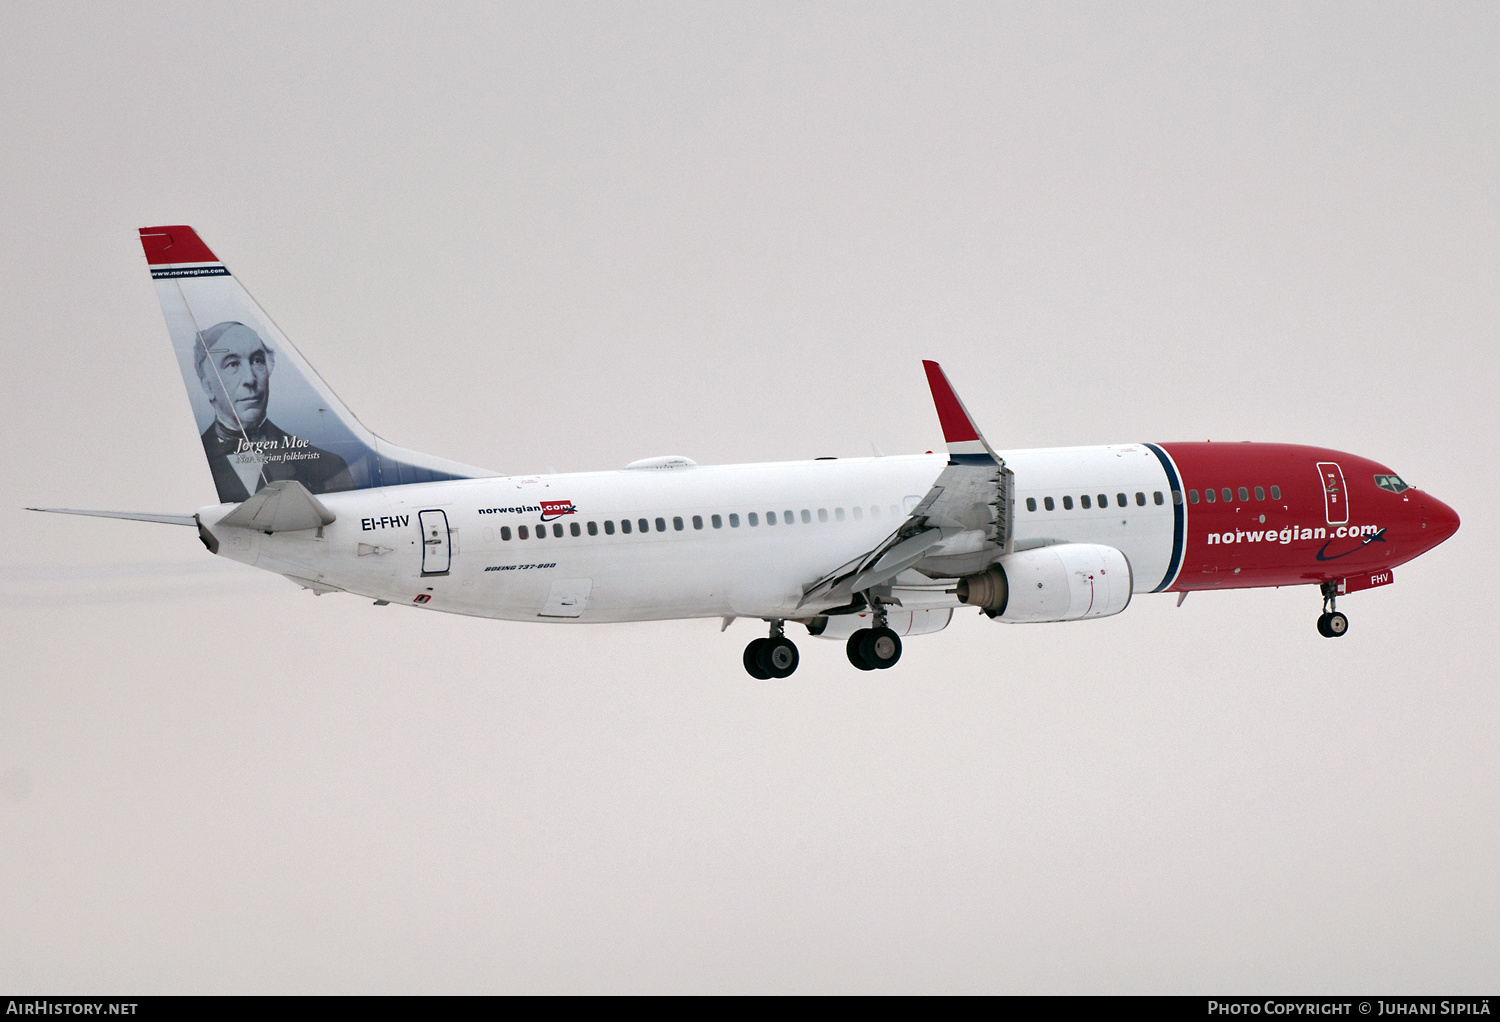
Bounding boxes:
1375 474 1410 493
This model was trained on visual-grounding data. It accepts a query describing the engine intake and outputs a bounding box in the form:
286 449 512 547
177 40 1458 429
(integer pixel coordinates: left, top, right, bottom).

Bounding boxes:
958 543 1133 622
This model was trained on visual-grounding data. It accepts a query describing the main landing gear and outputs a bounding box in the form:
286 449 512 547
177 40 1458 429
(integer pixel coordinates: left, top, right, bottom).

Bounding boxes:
846 602 903 671
743 621 800 679
740 603 906 677
1317 581 1350 638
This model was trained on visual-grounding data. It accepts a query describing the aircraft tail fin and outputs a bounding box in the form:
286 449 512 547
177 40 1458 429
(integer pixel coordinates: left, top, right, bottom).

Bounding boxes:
139 225 494 504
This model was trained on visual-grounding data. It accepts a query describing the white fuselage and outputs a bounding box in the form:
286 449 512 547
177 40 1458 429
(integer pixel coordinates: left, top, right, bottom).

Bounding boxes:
201 445 1181 622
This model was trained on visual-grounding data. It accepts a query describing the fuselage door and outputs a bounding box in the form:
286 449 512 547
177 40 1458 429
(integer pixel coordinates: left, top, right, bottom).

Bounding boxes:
1316 462 1349 525
419 509 451 575
540 578 593 618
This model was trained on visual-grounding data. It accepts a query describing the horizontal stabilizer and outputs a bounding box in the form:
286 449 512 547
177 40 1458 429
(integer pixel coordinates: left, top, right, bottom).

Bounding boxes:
28 507 197 526
217 479 335 534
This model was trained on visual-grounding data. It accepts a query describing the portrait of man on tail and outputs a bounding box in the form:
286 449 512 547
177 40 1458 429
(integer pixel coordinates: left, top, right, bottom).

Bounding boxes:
194 320 353 503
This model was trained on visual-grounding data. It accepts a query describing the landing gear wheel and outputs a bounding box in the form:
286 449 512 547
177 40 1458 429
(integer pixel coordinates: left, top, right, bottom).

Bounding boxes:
759 637 800 678
1316 611 1350 638
743 638 771 679
847 630 876 670
859 627 903 670
1316 581 1348 639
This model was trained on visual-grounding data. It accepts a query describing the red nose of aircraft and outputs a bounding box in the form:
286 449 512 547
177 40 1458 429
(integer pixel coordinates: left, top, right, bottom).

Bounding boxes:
1419 493 1460 549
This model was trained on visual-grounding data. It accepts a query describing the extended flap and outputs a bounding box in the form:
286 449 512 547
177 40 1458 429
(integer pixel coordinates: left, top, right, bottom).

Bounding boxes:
218 479 336 534
849 528 956 592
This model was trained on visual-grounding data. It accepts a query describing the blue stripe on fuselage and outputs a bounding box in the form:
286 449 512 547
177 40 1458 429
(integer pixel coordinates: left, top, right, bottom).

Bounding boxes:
1144 443 1184 592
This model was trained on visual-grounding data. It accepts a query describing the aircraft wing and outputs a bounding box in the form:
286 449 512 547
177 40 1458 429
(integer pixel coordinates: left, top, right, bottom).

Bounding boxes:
799 362 1013 608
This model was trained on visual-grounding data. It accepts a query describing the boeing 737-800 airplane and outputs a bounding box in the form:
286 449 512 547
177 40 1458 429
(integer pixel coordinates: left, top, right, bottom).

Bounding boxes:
32 226 1461 677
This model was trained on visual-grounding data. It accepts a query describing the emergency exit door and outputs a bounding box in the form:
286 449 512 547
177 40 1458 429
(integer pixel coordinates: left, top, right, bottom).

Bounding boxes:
419 510 451 575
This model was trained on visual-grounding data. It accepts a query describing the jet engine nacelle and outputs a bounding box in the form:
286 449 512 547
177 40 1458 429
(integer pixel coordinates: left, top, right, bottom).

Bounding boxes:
957 543 1133 623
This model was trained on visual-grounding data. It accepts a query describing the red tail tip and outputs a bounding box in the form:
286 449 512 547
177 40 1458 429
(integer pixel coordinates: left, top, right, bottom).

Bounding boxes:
138 225 218 266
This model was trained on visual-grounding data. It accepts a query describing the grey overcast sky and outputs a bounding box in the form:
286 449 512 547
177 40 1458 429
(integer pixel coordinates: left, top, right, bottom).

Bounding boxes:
1 1 1496 993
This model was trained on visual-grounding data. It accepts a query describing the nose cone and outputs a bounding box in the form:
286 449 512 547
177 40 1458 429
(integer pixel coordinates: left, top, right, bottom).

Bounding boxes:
1420 493 1460 548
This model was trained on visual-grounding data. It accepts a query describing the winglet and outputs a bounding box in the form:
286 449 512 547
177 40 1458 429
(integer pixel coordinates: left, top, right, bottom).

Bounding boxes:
921 361 998 464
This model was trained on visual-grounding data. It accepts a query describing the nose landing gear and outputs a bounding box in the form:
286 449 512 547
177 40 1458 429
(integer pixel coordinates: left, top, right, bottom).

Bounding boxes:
743 621 800 678
1317 581 1350 638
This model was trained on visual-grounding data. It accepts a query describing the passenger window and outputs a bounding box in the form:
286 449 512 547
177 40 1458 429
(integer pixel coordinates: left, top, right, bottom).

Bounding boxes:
657 518 667 532
1204 489 1215 503
520 525 531 539
785 511 795 524
1063 496 1074 510
673 516 684 531
728 513 739 528
587 521 598 536
818 508 828 523
501 526 512 540
709 515 720 529
1254 486 1265 501
1172 490 1182 505
605 520 616 535
639 518 650 533
801 509 812 524
1221 488 1232 503
748 512 758 526
1080 495 1091 509
835 508 845 521
1153 491 1163 505
1188 489 1199 504
570 522 581 537
1271 486 1281 500
535 526 545 539
1237 487 1248 502
621 520 632 534
1117 493 1127 507
1026 497 1037 512
852 506 863 520
765 512 776 526
1044 496 1055 511
1098 494 1108 508
1135 492 1146 506
553 524 564 537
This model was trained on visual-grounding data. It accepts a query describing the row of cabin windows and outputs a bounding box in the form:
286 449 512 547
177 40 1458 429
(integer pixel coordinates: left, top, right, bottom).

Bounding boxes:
495 504 904 541
1186 485 1282 504
1025 490 1175 512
